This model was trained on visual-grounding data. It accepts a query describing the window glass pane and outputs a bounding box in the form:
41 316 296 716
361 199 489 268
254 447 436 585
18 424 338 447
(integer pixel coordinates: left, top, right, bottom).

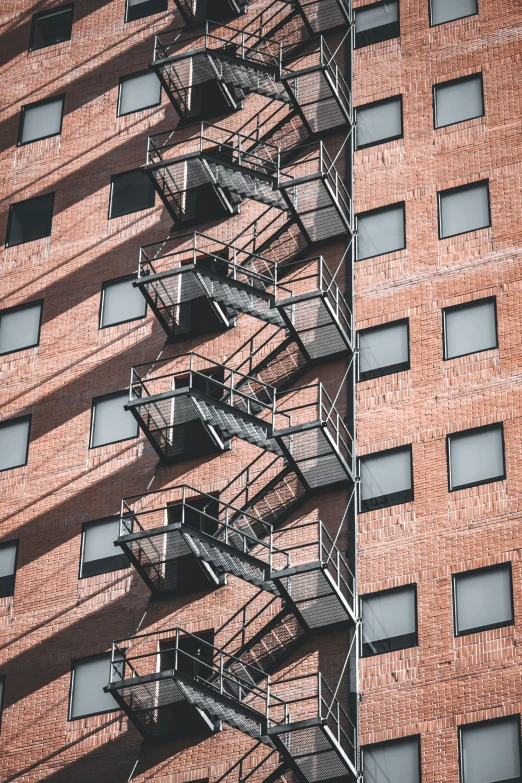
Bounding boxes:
0 419 30 472
7 194 54 247
444 299 496 359
0 302 42 355
364 737 420 783
110 170 155 218
439 182 490 238
355 0 398 31
31 6 74 50
0 543 17 579
20 97 64 144
357 97 402 148
359 321 409 377
360 448 412 502
435 75 483 128
83 518 120 564
357 204 405 260
449 426 504 490
70 655 117 719
461 719 520 783
101 277 146 327
363 587 416 645
455 566 513 634
119 71 161 115
91 392 138 448
126 0 168 21
431 0 477 26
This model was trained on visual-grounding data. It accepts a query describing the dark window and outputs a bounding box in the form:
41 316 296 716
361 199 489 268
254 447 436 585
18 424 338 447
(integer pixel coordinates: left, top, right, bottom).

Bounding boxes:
0 541 19 599
358 319 409 381
6 194 55 247
430 0 478 26
454 564 514 636
18 96 65 146
90 391 139 448
356 203 405 261
443 298 497 360
355 0 399 48
434 74 484 129
0 416 31 472
0 676 5 732
160 631 215 680
0 301 43 356
459 717 521 783
126 0 168 23
364 735 421 783
359 445 413 511
69 653 119 719
356 96 403 149
362 585 417 657
447 424 505 491
80 517 129 578
118 70 162 116
100 276 147 328
29 4 74 51
109 170 155 219
438 181 490 239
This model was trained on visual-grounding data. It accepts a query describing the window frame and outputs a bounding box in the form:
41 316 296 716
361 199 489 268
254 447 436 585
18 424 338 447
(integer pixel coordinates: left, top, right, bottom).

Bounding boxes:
125 0 169 24
359 443 414 512
453 562 514 637
355 95 404 150
356 201 406 262
89 391 138 449
433 73 484 130
358 317 410 381
362 734 422 783
361 583 418 658
5 193 55 248
458 715 522 783
446 422 506 492
442 296 498 361
437 180 491 240
79 516 129 579
0 540 19 599
68 652 119 721
29 3 75 52
108 169 156 220
99 275 147 329
429 0 478 28
0 299 44 357
17 94 66 147
117 69 162 117
354 0 401 49
0 415 32 473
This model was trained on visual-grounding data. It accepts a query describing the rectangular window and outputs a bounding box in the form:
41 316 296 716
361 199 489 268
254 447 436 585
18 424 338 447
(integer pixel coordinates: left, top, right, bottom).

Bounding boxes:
18 95 65 146
109 170 155 219
460 717 521 783
360 445 413 511
454 564 513 636
356 203 405 261
90 391 138 448
362 585 417 657
434 74 484 129
80 517 128 578
29 4 74 51
0 416 31 472
354 0 399 48
443 298 497 360
126 0 168 23
118 70 162 116
364 735 421 783
438 181 490 239
447 423 505 491
0 301 43 357
430 0 478 27
100 276 147 328
6 194 55 247
358 319 409 381
356 96 403 149
69 653 118 719
0 541 19 599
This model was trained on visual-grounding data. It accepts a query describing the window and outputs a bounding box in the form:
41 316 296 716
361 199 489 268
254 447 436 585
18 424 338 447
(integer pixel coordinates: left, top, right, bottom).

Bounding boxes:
362 585 417 656
0 676 4 730
454 564 513 636
80 517 128 578
438 181 490 239
18 96 65 146
126 0 168 23
358 319 409 381
434 74 484 129
109 170 155 219
29 4 74 51
364 736 421 783
0 301 43 356
447 424 505 491
100 276 147 328
356 203 405 261
443 298 497 360
0 417 31 472
359 445 413 511
0 542 19 599
460 717 521 783
90 391 138 448
6 194 55 247
356 96 403 149
354 0 400 48
118 70 162 116
69 653 119 719
430 0 478 27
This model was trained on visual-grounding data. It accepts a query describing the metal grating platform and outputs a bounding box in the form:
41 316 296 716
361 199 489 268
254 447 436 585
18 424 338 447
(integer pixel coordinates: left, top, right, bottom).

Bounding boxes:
294 0 352 34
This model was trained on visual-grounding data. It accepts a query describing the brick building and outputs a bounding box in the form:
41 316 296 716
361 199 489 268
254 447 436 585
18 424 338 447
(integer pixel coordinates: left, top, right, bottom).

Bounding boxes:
0 0 520 782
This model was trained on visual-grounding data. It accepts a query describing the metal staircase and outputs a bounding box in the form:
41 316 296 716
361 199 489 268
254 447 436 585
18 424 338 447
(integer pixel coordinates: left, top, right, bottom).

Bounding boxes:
174 0 249 25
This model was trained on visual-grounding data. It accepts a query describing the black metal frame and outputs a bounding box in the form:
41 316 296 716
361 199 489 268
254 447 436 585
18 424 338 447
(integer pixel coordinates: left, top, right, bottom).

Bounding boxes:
437 179 491 240
355 201 406 261
0 539 19 599
0 415 32 473
0 299 44 357
358 443 414 512
99 274 147 330
125 0 168 24
458 714 522 783
5 193 55 248
429 0 478 27
362 734 422 780
442 296 498 361
355 94 403 150
108 169 156 220
89 390 139 450
68 652 120 721
79 516 130 580
357 317 410 382
446 422 505 492
18 94 66 147
452 561 514 637
29 3 74 52
433 72 484 130
354 0 400 49
117 69 163 117
360 583 418 657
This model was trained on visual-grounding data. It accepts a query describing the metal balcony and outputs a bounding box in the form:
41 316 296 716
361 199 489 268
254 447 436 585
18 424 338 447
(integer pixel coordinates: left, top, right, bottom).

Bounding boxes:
293 0 352 35
215 742 297 783
174 0 249 24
